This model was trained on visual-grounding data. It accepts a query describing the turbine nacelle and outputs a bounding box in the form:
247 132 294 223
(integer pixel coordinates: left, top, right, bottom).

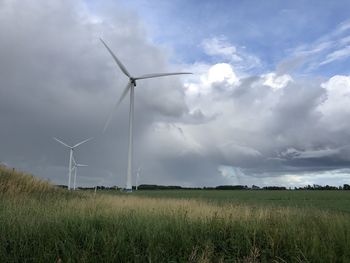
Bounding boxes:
53 137 93 150
130 78 137 86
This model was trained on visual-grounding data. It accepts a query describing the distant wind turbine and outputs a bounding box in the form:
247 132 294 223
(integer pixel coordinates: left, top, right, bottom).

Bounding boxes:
100 38 192 192
136 167 141 191
53 137 92 190
72 156 88 191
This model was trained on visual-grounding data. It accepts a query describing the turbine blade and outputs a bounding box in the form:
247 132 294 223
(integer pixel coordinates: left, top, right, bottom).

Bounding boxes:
134 72 192 80
72 155 77 166
53 137 71 148
103 82 131 133
73 137 93 148
100 38 131 78
77 164 88 167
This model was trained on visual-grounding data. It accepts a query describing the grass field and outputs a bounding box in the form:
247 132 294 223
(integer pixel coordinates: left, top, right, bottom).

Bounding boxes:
1 166 350 262
132 189 350 213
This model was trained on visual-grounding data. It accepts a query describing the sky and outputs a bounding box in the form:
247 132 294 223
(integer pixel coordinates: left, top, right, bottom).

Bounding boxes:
1 0 350 188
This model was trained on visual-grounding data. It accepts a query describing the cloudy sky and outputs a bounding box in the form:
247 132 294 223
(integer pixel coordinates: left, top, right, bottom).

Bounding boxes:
1 0 350 188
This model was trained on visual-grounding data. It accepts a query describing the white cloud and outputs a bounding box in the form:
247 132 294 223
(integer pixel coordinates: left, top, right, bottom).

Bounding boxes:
318 75 350 130
339 36 350 45
201 37 261 71
184 63 239 97
294 41 333 56
207 63 239 85
219 166 349 187
218 165 245 180
319 45 350 66
218 165 235 178
287 19 350 71
336 20 350 34
262 72 293 91
202 37 241 61
270 170 350 187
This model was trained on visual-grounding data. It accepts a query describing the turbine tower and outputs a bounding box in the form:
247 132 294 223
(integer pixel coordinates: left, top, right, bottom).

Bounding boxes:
53 137 92 190
136 167 141 191
100 38 192 192
72 156 88 190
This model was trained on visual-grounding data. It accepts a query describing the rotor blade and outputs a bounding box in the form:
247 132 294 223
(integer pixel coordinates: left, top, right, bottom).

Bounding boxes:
73 137 93 148
76 164 88 167
100 38 131 78
53 137 71 148
134 72 192 80
72 155 77 166
103 82 131 133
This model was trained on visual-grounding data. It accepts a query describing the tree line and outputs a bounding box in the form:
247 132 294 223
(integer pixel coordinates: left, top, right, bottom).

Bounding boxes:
68 184 350 191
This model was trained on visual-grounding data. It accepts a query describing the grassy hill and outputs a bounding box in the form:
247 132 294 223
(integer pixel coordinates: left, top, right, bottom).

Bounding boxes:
0 165 58 196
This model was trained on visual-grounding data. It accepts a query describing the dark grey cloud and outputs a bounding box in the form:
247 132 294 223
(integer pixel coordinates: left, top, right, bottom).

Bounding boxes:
1 1 350 188
0 0 190 187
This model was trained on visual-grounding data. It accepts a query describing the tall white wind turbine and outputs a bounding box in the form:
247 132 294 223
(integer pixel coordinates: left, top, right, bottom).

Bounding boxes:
136 167 141 191
53 137 92 190
100 38 192 192
72 156 88 191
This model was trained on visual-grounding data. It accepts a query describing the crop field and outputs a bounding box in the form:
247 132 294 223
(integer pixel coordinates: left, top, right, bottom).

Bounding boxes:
132 189 350 213
1 166 350 262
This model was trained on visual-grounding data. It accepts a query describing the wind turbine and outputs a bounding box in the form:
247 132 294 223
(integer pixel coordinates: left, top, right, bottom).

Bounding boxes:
136 167 141 191
53 137 92 190
100 38 192 192
72 156 88 190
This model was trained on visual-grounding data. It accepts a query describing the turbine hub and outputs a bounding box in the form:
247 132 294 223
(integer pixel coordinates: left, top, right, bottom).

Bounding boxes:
130 78 136 86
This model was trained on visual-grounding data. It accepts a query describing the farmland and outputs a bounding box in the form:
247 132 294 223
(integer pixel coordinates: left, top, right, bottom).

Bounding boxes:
132 189 350 213
1 166 350 262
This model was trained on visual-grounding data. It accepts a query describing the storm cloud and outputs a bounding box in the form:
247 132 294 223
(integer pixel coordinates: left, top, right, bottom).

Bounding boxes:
1 0 350 187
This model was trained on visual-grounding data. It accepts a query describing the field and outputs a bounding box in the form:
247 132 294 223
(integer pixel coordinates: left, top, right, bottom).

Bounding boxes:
132 190 350 213
1 166 350 262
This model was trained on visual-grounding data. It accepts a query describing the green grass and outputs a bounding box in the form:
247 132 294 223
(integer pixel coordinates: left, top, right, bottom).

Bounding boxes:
1 166 350 262
132 189 350 213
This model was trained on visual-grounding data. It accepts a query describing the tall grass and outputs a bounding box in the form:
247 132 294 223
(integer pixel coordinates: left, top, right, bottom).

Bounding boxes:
0 165 77 200
1 166 349 262
0 165 56 196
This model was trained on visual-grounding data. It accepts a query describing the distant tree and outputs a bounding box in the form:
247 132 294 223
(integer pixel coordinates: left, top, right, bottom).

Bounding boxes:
344 184 350 190
216 185 248 190
138 184 182 190
262 186 286 190
324 185 338 190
